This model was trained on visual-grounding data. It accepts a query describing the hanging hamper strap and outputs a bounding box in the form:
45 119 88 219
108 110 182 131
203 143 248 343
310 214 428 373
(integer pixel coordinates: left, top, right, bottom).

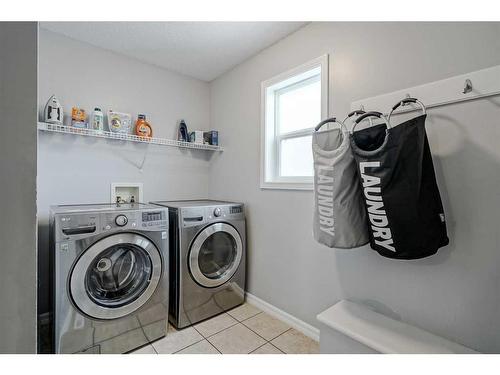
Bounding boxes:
315 117 347 132
387 97 427 124
351 111 390 134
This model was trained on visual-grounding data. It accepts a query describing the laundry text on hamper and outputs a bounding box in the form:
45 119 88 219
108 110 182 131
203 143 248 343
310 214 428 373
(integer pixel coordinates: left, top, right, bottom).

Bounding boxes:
316 165 335 237
359 161 395 252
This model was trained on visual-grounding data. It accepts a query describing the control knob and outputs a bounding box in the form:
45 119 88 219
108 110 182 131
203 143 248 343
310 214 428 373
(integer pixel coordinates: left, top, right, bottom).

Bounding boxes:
213 207 222 217
115 214 128 227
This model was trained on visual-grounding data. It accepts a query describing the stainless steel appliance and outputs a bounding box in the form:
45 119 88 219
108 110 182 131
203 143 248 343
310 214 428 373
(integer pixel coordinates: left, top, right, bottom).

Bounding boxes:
50 203 169 353
150 200 246 328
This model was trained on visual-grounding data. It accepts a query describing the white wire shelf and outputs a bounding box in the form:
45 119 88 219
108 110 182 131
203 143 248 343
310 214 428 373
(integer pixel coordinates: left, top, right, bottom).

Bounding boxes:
37 122 223 152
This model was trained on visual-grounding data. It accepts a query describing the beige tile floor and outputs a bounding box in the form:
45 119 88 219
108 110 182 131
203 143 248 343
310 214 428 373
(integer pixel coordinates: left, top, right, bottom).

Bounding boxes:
131 302 319 354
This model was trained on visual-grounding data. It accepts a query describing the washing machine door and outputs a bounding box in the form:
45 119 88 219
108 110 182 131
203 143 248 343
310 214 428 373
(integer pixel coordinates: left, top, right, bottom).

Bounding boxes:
70 232 162 320
189 222 243 288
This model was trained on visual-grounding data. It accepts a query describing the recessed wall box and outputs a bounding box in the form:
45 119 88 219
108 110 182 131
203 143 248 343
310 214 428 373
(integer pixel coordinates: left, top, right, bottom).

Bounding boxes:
110 182 143 204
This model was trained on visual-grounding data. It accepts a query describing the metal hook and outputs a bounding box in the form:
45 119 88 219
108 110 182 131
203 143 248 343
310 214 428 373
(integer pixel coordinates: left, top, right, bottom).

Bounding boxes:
463 79 473 94
344 107 376 131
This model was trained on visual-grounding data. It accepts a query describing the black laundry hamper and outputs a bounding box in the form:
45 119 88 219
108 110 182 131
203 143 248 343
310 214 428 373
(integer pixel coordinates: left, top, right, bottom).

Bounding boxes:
349 100 449 259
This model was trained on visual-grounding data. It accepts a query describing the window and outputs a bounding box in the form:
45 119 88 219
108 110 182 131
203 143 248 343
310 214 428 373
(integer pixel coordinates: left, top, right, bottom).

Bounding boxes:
261 55 328 190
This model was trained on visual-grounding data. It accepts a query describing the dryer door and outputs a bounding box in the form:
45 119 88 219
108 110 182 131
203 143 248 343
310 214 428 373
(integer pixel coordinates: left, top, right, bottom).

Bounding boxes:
189 223 243 288
70 233 162 320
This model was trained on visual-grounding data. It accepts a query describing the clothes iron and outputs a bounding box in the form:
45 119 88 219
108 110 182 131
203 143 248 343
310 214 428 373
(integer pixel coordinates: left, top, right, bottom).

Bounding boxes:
44 94 64 125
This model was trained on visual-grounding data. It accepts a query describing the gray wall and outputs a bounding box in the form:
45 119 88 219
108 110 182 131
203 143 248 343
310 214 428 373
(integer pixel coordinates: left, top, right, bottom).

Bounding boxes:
208 22 500 353
0 22 38 353
37 29 213 314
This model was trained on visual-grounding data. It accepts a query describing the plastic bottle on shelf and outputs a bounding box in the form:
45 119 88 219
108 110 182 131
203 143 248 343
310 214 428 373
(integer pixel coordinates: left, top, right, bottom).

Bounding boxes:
135 114 153 138
71 107 87 129
90 107 104 133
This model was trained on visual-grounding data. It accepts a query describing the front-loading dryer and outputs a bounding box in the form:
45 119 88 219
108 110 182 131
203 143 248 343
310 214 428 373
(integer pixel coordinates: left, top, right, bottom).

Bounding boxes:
50 203 169 353
150 200 246 329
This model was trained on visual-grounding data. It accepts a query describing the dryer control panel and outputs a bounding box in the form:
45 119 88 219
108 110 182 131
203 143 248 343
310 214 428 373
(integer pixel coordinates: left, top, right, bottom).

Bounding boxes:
180 204 245 228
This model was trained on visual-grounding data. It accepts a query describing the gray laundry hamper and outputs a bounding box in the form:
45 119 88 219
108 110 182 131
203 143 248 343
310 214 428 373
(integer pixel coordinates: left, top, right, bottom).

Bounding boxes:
312 116 369 248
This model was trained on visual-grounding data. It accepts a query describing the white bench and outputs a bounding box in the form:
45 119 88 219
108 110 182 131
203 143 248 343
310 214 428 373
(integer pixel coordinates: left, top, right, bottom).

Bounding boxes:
317 300 477 354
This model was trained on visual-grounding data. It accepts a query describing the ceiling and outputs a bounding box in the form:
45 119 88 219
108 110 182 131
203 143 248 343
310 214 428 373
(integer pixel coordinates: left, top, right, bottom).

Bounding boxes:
40 22 307 82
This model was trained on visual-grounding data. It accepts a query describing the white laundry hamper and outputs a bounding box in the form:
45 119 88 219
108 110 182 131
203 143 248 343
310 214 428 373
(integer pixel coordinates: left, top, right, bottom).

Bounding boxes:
312 116 369 248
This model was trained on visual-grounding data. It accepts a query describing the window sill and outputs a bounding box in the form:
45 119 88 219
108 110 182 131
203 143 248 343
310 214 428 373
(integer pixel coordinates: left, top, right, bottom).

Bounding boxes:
260 181 313 191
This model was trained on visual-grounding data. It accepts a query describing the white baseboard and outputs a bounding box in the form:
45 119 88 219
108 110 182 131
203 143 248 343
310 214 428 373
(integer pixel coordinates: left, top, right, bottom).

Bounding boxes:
245 292 320 342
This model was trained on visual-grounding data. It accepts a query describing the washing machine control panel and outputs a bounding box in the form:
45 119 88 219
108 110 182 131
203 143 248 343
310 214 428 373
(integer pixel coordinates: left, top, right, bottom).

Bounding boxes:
141 210 167 228
58 214 98 240
115 214 128 226
101 210 167 231
142 211 163 222
54 208 168 242
103 212 138 230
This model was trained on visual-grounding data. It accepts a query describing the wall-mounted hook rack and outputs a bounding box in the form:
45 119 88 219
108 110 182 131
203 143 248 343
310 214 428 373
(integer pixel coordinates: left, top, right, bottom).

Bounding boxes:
351 64 500 115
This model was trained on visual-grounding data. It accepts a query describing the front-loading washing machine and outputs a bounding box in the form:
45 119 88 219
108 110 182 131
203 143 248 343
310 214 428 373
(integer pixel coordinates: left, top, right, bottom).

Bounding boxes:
50 203 169 353
150 200 246 329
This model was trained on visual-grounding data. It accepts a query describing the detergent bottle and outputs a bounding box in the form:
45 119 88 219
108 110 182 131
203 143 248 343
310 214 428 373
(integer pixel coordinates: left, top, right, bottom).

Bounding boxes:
135 114 153 138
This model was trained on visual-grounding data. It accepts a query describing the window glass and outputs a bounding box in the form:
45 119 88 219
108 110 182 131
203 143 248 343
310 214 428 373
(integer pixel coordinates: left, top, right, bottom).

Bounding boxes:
280 135 313 177
277 77 321 135
261 55 327 189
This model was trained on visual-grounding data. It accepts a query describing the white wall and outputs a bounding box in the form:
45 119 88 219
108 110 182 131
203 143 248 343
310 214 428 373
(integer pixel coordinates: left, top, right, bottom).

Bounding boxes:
0 22 38 353
209 22 500 353
37 29 213 314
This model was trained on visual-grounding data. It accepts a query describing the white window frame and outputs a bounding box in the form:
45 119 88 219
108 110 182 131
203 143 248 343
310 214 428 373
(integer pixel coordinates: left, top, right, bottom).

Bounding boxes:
260 54 328 190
